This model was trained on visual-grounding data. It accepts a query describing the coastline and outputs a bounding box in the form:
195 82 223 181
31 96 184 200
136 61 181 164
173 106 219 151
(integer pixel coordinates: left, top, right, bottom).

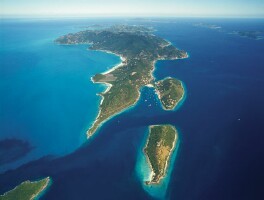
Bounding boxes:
31 177 51 200
173 81 187 111
102 56 127 75
91 49 127 75
86 51 129 138
87 90 141 138
87 64 141 138
143 126 156 184
152 52 189 83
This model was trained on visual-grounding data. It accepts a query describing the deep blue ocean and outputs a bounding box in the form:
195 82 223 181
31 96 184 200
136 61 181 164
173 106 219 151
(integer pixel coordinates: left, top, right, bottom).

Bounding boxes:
0 18 264 200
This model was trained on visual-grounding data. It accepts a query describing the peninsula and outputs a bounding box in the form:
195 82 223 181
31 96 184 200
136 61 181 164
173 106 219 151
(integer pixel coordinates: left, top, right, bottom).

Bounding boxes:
144 125 178 185
0 177 50 200
55 25 188 137
155 77 185 110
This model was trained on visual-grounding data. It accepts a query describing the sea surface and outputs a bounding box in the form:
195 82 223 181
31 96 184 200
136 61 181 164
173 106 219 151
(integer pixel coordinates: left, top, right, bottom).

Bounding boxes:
0 18 264 200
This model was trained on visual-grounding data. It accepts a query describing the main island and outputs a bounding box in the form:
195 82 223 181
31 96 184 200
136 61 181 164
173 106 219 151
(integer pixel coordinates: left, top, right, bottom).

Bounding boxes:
55 25 188 138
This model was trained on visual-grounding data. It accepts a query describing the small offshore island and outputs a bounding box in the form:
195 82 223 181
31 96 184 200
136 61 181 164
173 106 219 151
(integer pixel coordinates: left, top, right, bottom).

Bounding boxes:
144 125 178 185
0 177 50 200
55 25 188 137
155 77 185 110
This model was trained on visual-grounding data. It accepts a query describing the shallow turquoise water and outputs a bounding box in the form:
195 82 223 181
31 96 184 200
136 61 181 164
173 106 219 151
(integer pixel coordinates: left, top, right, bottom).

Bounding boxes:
0 19 120 171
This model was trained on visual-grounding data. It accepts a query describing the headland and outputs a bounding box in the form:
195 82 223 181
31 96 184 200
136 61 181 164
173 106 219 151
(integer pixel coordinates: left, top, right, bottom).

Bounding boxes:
0 177 51 200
